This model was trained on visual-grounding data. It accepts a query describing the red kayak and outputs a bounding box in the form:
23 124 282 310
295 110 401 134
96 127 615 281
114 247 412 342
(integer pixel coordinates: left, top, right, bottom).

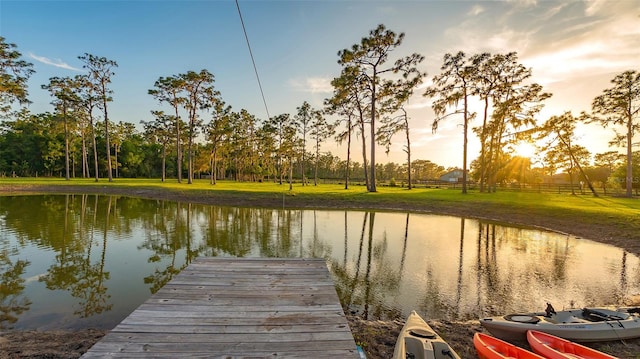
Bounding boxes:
526 330 618 359
474 332 545 359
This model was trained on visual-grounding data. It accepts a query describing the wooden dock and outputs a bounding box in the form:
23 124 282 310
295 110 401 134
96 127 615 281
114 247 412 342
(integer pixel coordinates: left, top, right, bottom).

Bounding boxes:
82 257 359 358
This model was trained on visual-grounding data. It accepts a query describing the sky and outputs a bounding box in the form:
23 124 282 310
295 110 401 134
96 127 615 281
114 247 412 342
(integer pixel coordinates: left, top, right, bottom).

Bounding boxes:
1 0 639 168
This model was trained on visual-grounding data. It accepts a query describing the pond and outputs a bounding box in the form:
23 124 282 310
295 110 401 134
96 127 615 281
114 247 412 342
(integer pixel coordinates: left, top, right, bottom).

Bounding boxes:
0 194 638 330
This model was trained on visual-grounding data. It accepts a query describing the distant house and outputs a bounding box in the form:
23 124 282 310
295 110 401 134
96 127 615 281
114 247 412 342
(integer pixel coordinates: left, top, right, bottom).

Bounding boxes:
439 169 466 182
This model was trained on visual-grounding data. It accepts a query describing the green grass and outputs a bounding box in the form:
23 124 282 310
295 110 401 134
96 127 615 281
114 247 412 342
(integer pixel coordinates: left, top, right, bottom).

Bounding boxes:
1 177 637 214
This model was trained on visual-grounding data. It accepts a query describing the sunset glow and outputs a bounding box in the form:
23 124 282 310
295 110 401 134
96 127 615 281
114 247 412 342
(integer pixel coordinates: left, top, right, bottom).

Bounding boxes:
513 142 537 159
1 1 638 168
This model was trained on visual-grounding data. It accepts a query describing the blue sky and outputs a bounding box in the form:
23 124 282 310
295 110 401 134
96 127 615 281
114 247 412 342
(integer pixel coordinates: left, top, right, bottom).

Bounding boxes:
1 0 638 167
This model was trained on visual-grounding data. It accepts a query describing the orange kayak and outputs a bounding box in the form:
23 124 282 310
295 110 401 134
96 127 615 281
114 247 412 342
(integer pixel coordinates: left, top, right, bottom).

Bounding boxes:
474 332 545 359
526 330 618 359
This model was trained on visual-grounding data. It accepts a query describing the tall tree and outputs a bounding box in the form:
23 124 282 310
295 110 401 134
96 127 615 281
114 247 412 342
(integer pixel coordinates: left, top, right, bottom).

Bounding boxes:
75 74 101 181
590 70 640 197
149 75 185 183
282 123 300 191
325 69 359 189
594 151 624 174
205 102 232 184
241 109 259 181
73 78 89 178
111 121 134 178
327 66 371 189
609 151 640 194
228 109 258 181
255 124 278 182
42 76 80 180
411 159 445 181
485 82 550 191
295 101 313 186
0 37 34 116
266 114 299 189
474 52 534 192
378 107 412 188
178 70 221 184
143 111 175 182
265 114 292 185
309 110 334 186
338 24 424 192
424 52 476 194
539 111 597 196
79 53 117 182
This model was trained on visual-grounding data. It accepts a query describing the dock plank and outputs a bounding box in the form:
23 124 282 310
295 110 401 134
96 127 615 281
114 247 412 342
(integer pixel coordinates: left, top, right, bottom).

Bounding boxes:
81 257 358 358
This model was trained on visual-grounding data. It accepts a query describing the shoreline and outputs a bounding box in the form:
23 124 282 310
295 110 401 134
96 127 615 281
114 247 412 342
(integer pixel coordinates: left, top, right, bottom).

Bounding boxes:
1 185 640 358
2 316 640 358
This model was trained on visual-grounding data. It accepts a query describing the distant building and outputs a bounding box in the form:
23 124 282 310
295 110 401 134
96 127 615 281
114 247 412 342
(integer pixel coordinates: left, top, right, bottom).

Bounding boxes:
439 169 466 182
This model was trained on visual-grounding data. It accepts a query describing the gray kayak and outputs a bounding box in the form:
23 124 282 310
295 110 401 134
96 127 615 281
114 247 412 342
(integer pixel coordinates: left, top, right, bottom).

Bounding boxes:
480 306 640 342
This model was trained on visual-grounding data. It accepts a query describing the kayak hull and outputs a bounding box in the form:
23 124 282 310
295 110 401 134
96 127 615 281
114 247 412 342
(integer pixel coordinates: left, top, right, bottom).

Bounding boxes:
473 332 545 359
526 330 618 359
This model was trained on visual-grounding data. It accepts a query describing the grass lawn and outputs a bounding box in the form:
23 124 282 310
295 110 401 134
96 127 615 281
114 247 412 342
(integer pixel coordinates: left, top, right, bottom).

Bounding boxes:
1 177 636 214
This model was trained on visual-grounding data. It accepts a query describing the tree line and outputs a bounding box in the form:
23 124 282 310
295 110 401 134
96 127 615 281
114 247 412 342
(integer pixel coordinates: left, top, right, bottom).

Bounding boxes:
0 26 638 196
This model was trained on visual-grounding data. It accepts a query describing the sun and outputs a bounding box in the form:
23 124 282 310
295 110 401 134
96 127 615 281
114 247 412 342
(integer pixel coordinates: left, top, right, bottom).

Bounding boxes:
513 141 537 158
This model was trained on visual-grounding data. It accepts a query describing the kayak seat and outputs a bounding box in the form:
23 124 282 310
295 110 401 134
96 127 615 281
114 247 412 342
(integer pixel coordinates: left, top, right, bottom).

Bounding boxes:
408 328 437 339
503 314 540 324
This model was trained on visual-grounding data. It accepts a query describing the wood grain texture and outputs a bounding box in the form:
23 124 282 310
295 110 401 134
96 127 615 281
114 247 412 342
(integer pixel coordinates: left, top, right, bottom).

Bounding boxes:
81 257 359 358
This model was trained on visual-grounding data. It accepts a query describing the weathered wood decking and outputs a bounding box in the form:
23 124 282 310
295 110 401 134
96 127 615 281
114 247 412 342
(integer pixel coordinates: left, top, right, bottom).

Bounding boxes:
82 257 359 358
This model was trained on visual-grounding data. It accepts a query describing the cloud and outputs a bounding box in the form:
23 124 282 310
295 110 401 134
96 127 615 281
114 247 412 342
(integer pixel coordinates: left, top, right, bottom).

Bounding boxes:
505 0 538 7
521 2 640 85
439 1 638 90
442 3 538 55
523 41 625 85
584 0 608 16
289 77 333 94
549 3 571 16
29 53 82 71
443 25 535 55
468 5 485 16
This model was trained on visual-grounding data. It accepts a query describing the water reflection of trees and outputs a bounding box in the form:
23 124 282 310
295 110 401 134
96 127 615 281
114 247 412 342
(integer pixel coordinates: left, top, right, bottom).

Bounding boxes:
476 222 511 317
0 250 31 329
2 194 639 327
198 207 303 258
331 212 405 321
139 204 317 295
40 194 112 317
473 222 593 316
418 218 464 320
141 201 187 293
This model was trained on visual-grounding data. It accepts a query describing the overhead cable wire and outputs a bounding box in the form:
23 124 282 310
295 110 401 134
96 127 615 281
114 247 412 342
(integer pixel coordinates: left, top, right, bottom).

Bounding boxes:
236 0 284 208
235 0 271 120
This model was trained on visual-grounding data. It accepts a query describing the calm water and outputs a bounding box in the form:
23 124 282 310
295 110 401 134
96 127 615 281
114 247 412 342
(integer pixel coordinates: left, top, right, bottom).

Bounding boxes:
0 194 638 330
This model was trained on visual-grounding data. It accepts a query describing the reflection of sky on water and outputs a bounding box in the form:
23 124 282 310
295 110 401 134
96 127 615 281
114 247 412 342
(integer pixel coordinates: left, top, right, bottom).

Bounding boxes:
285 211 640 321
1 194 638 329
